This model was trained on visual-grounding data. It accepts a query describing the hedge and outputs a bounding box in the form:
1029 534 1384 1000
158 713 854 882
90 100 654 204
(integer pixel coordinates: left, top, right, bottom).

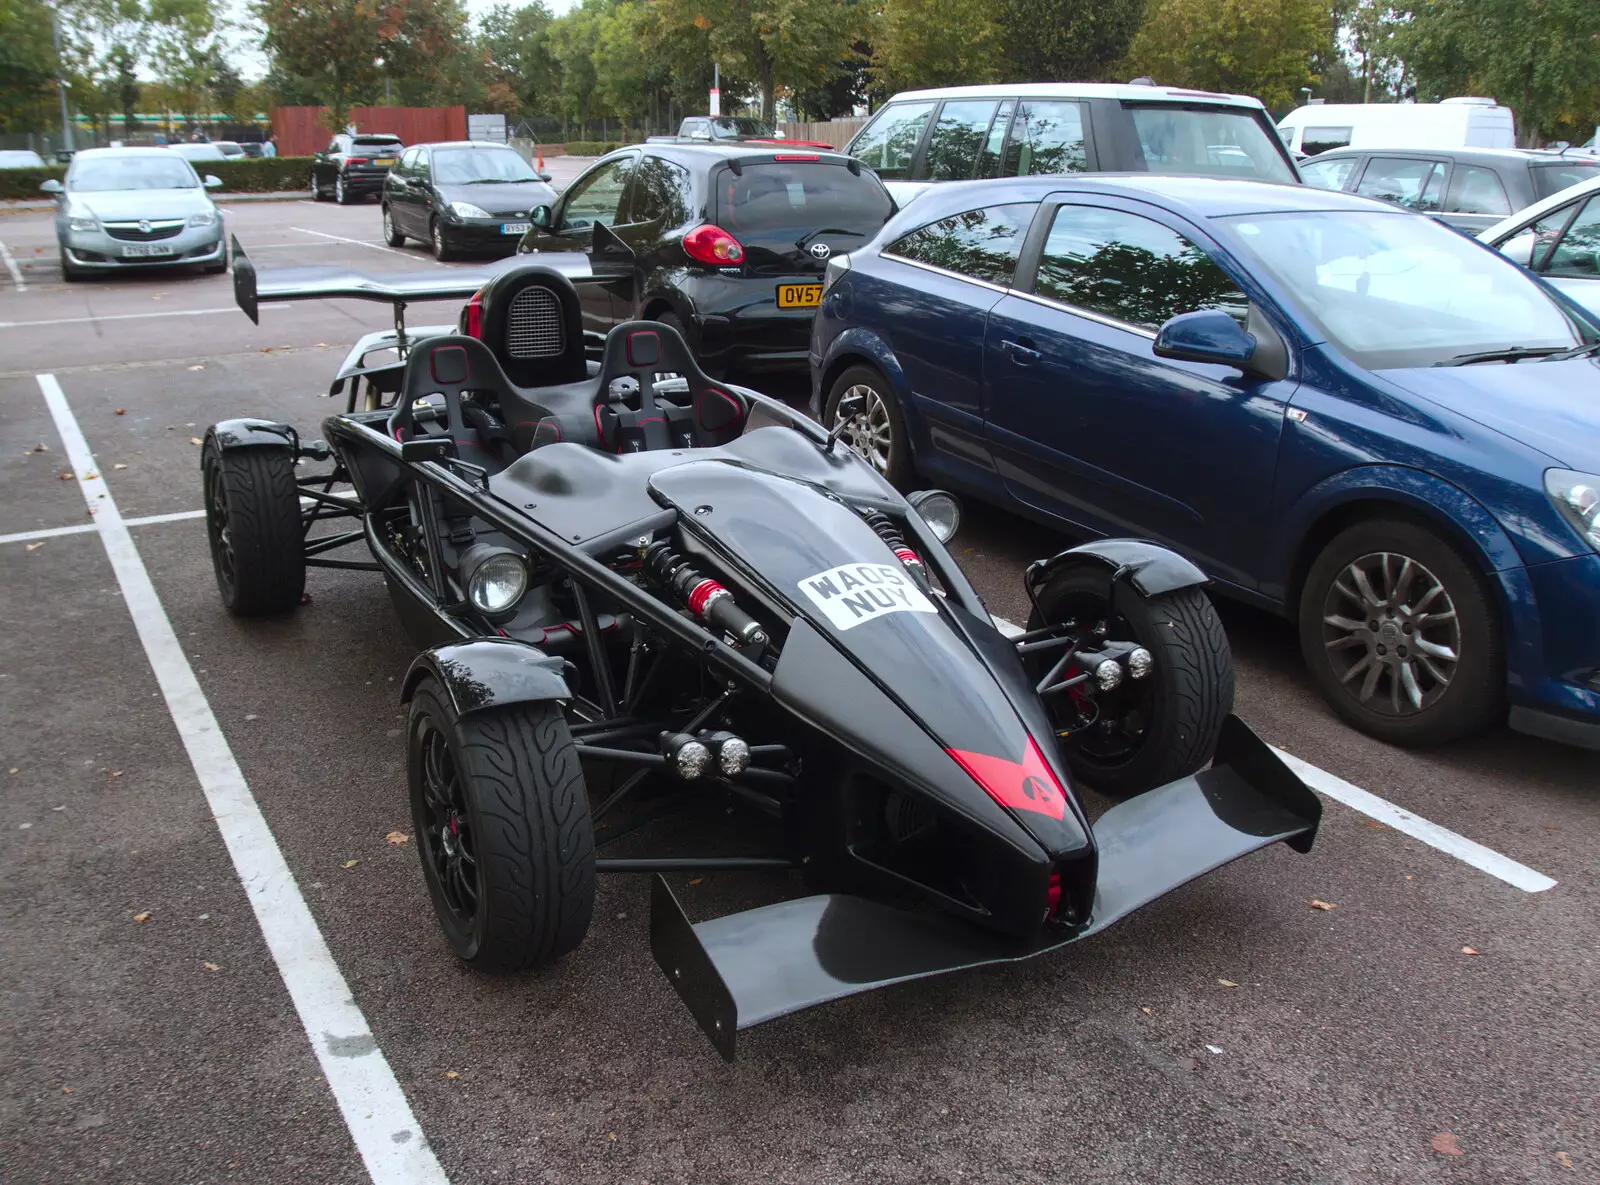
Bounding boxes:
0 155 316 200
561 141 621 156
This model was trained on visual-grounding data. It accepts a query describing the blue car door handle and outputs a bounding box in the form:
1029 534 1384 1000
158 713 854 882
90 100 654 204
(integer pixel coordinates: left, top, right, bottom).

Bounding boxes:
1003 338 1041 364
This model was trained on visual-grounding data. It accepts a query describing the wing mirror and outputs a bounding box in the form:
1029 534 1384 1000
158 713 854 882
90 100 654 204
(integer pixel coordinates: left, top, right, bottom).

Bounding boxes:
538 171 552 183
1155 308 1288 382
203 174 223 189
39 178 62 195
399 437 453 462
1497 230 1537 267
531 205 552 229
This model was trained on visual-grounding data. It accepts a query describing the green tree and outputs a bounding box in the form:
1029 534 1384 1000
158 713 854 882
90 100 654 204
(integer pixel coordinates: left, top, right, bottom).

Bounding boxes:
1125 0 1330 109
478 1 558 116
546 0 602 133
1393 0 1600 143
871 0 1001 94
998 0 1145 84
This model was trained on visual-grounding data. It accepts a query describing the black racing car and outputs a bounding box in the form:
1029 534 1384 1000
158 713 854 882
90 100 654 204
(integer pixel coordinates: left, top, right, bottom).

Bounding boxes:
382 141 558 261
205 245 1320 1058
516 144 895 378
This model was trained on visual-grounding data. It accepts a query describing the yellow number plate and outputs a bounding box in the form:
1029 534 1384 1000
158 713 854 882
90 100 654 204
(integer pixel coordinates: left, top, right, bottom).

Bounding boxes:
776 283 823 309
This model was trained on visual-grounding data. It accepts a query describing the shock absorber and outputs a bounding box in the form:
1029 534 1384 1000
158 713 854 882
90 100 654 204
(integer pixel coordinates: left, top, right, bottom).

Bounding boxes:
860 509 926 580
643 541 768 647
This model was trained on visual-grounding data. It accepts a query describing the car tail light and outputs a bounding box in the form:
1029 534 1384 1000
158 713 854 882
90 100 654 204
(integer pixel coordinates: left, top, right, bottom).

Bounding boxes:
683 224 745 265
463 287 485 338
772 154 820 161
945 737 1068 821
346 157 369 166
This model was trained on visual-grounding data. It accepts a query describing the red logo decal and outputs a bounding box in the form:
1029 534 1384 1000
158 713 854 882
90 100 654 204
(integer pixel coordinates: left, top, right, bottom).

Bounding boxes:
946 738 1067 821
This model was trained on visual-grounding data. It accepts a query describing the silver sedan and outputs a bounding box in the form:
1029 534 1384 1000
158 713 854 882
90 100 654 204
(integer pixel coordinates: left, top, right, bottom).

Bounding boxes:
41 147 227 281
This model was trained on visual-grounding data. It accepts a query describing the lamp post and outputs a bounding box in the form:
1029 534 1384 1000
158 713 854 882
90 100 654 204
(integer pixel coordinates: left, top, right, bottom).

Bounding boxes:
1300 86 1313 108
53 5 74 152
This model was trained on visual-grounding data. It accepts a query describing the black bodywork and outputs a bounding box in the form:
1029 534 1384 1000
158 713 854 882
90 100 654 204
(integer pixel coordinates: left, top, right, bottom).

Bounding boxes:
210 252 1320 1058
383 141 558 257
311 133 404 201
516 144 895 377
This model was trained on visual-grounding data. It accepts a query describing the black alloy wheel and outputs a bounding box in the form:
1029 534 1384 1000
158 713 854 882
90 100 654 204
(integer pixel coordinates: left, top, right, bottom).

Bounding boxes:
1300 518 1502 745
824 364 913 489
201 442 306 616
1026 565 1233 798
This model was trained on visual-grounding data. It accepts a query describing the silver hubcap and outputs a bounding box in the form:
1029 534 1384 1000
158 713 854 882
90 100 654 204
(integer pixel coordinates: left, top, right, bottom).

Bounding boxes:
433 224 442 252
1321 551 1460 716
336 176 344 200
383 209 392 238
832 384 892 473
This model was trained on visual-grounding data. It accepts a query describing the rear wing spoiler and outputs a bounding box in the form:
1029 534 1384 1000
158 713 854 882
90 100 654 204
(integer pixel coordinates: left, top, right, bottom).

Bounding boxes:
228 234 597 324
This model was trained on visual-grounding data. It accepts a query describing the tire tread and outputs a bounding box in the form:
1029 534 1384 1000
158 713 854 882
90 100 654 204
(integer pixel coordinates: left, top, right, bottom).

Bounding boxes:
207 446 305 615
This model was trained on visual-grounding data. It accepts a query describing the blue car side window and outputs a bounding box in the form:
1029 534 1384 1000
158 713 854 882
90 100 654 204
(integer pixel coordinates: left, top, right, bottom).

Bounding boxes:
884 203 1035 287
1034 206 1247 332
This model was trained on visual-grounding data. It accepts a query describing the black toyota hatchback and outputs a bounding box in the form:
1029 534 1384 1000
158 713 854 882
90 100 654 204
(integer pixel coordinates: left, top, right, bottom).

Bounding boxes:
516 143 895 377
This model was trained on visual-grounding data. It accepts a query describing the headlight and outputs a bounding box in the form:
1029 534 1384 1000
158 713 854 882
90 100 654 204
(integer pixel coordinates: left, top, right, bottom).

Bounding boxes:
187 209 218 227
822 252 851 294
1545 469 1600 550
449 201 491 220
907 489 962 543
68 215 98 232
462 546 528 618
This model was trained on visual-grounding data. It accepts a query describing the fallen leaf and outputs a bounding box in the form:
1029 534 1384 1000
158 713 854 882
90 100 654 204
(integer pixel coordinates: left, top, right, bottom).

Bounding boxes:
1309 899 1337 911
113 463 127 470
1556 1151 1573 1168
203 962 223 972
7 768 17 774
1431 1132 1463 1156
187 364 204 371
1462 946 1480 956
25 541 45 551
384 831 409 845
1204 1044 1223 1054
115 408 126 415
188 437 203 445
1217 979 1239 988
1405 874 1414 881
84 471 99 479
342 859 360 869
110 770 122 778
132 912 150 923
1542 825 1561 831
1367 820 1385 829
260 347 274 353
605 1132 617 1141
445 1071 459 1080
34 441 49 450
1175 1056 1199 1071
58 472 72 480
688 877 703 886
1141 1007 1154 1016
61 1086 72 1094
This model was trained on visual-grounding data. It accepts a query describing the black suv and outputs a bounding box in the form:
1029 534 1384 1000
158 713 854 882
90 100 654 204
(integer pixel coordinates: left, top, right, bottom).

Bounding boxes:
310 133 405 204
514 144 895 377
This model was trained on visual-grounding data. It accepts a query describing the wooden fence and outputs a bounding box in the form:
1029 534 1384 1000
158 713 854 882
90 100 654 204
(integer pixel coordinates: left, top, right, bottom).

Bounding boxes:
268 106 468 158
777 118 868 148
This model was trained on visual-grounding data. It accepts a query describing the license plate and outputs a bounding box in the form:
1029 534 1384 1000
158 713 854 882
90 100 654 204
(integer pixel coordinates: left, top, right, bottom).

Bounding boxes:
374 158 395 166
122 244 174 258
776 283 823 309
500 222 530 235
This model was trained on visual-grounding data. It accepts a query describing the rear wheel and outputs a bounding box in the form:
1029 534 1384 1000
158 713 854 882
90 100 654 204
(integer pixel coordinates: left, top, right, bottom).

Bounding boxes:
202 443 305 615
407 679 595 969
1298 518 1502 746
382 205 406 247
824 364 913 489
1027 565 1233 798
335 173 351 204
309 168 324 200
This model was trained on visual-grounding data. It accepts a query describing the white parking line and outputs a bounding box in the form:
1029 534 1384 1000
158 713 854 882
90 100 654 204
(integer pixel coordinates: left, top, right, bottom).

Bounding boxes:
291 226 414 259
0 508 206 546
0 239 26 291
989 614 1557 894
36 373 449 1185
0 305 287 330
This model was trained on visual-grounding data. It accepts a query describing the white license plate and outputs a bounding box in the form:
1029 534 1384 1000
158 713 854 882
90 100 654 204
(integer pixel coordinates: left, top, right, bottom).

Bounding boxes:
122 244 174 258
500 222 530 235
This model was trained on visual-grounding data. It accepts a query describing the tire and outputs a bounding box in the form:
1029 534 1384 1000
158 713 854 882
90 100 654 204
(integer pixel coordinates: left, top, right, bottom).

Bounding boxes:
408 679 595 970
823 364 914 489
201 443 305 616
310 168 324 200
382 205 406 247
59 248 84 282
335 173 351 204
430 218 459 261
1298 517 1502 746
1028 565 1233 798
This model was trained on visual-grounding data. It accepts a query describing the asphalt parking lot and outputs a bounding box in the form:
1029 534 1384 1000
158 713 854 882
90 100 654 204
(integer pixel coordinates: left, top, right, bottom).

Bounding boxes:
1 194 1596 1185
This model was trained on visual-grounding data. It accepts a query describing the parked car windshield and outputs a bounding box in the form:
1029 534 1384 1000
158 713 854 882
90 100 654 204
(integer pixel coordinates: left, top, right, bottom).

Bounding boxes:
70 156 199 192
1128 105 1296 183
1532 161 1600 200
433 147 540 184
712 118 773 138
1221 209 1594 369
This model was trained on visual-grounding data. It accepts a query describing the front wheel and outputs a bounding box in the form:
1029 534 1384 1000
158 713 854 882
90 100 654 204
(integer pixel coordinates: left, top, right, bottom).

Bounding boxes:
1298 518 1502 746
201 443 305 615
824 364 913 489
1027 565 1233 798
430 218 459 261
382 205 406 247
407 680 595 970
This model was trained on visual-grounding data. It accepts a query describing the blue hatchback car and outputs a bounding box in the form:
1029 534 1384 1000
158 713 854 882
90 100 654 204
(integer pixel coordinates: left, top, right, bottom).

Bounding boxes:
811 175 1600 749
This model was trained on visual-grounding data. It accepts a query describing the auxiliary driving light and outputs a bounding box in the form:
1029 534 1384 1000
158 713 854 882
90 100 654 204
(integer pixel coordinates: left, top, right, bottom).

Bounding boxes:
706 732 751 776
1094 658 1123 691
461 545 528 619
907 489 962 544
1128 647 1154 679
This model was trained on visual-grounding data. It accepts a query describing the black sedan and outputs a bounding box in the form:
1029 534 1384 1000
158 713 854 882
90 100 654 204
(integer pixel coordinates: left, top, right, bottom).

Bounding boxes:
516 143 895 377
382 141 557 261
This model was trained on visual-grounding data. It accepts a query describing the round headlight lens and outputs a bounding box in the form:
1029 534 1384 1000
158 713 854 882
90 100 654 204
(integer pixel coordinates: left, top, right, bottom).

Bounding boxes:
467 552 527 615
908 489 962 543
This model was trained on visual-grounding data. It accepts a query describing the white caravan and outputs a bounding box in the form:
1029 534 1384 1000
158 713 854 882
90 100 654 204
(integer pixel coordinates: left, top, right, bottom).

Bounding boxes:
1278 98 1517 157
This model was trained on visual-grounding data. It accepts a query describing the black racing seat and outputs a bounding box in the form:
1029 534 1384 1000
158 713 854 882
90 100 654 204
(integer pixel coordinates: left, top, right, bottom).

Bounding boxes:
531 320 750 454
390 335 523 472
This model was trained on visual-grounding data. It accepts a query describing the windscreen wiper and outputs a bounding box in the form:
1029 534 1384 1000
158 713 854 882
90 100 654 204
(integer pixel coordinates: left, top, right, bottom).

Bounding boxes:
795 228 868 249
1544 340 1600 362
1433 346 1566 366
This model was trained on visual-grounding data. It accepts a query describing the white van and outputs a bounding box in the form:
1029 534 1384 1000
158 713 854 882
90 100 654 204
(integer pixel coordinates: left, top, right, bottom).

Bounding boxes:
1277 98 1517 157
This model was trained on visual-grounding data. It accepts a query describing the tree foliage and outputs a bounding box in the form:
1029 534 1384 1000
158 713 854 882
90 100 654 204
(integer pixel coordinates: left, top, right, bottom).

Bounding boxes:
871 0 1002 95
998 0 1146 85
1126 0 1331 109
